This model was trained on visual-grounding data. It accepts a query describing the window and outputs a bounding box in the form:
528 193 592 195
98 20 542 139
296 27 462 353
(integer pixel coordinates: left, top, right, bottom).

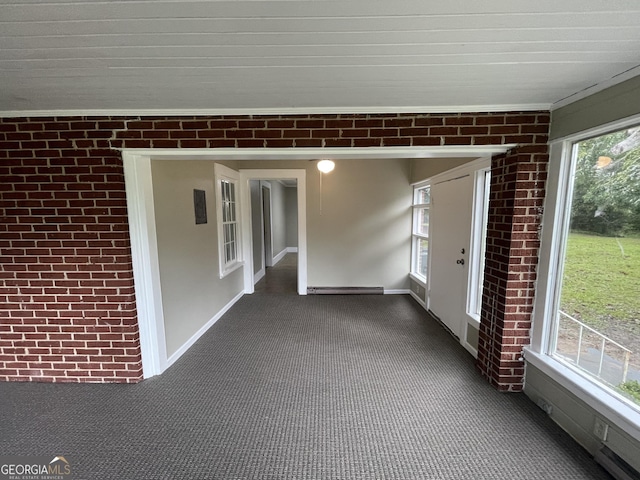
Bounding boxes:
551 124 640 410
215 164 242 278
467 168 491 319
411 184 431 283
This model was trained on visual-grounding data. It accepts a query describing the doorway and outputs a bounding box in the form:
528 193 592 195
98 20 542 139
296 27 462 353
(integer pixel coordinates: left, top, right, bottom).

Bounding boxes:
250 178 299 295
239 169 307 296
425 157 490 354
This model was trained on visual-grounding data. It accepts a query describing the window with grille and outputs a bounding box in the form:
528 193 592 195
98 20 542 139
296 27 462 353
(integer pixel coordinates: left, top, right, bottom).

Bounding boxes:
215 164 243 278
411 184 430 283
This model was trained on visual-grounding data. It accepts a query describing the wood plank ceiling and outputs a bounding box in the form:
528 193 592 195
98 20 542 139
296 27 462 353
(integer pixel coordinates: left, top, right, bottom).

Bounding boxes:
1 0 639 115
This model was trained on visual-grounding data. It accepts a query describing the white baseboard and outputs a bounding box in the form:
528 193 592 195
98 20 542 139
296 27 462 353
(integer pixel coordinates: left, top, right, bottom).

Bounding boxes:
384 289 411 295
166 290 244 368
254 268 265 284
272 247 288 265
287 247 298 253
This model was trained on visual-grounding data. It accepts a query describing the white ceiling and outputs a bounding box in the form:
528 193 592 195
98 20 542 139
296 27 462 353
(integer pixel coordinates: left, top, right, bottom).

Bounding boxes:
1 0 640 116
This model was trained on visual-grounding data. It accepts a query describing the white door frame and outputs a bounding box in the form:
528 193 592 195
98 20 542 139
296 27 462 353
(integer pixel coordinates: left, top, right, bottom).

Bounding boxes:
122 146 511 378
425 157 491 356
239 169 307 295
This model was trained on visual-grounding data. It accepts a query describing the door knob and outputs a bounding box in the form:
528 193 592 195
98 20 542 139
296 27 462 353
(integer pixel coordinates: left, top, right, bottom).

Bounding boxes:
456 258 465 265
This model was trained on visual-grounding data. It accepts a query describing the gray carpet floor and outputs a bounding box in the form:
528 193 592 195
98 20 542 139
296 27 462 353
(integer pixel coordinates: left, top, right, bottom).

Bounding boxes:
0 295 611 479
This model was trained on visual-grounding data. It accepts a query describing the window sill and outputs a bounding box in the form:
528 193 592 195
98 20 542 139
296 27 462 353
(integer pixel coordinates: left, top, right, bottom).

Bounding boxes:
219 261 244 279
523 348 640 440
466 312 480 327
409 273 427 286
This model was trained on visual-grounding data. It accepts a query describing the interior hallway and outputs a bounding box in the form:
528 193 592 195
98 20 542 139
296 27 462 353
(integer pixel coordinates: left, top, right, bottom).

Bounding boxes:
254 252 298 295
0 294 610 479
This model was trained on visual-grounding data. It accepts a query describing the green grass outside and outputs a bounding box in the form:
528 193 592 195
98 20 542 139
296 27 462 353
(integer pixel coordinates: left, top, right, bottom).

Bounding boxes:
560 233 640 329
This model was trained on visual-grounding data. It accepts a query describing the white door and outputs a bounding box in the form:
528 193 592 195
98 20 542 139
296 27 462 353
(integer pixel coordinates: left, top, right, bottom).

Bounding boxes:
429 174 473 338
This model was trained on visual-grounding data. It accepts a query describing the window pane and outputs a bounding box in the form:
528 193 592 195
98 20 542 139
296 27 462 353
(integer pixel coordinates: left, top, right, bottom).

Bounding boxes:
554 126 640 407
415 186 430 204
229 241 236 261
418 238 428 278
417 208 429 236
222 181 229 201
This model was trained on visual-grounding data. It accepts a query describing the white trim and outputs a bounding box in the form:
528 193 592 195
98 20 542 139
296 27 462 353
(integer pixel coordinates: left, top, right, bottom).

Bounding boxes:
466 166 491 320
121 145 509 379
0 104 551 119
409 272 427 287
424 156 492 185
384 289 411 295
239 169 307 296
259 181 273 268
287 247 298 253
551 65 640 111
524 349 640 441
117 146 515 161
253 268 265 285
462 340 479 358
531 141 575 353
166 291 244 369
272 247 288 266
122 152 168 378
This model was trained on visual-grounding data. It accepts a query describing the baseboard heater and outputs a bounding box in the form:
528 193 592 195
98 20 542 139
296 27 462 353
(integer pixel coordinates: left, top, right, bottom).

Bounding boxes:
307 286 384 295
594 446 640 480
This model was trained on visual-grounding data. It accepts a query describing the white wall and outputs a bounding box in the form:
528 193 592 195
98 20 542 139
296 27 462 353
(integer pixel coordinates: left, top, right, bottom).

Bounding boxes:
228 158 412 290
308 158 410 289
269 180 287 257
151 160 244 358
285 186 298 248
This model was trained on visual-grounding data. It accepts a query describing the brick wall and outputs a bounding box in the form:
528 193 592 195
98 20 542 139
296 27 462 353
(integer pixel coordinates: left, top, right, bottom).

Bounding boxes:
477 147 548 391
0 112 549 386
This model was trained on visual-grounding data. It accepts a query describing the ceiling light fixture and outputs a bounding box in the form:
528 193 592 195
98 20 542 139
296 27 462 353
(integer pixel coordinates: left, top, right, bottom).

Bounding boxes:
317 159 335 173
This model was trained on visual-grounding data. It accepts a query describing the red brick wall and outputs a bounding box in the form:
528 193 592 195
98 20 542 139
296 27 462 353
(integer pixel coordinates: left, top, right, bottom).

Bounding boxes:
476 146 548 391
0 112 549 385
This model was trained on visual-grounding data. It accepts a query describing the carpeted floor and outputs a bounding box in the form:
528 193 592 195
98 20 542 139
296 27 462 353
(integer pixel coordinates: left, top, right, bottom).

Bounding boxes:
0 294 611 479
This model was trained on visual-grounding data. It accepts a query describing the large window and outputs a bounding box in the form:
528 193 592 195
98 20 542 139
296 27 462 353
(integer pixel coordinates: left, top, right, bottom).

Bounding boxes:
215 164 242 278
411 184 430 283
552 124 640 409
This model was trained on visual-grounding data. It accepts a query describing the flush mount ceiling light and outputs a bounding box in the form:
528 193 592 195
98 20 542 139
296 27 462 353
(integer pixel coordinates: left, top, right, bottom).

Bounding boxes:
317 159 335 173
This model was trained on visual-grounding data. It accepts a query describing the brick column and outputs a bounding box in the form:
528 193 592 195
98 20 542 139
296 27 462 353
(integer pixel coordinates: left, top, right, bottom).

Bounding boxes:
476 145 549 391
